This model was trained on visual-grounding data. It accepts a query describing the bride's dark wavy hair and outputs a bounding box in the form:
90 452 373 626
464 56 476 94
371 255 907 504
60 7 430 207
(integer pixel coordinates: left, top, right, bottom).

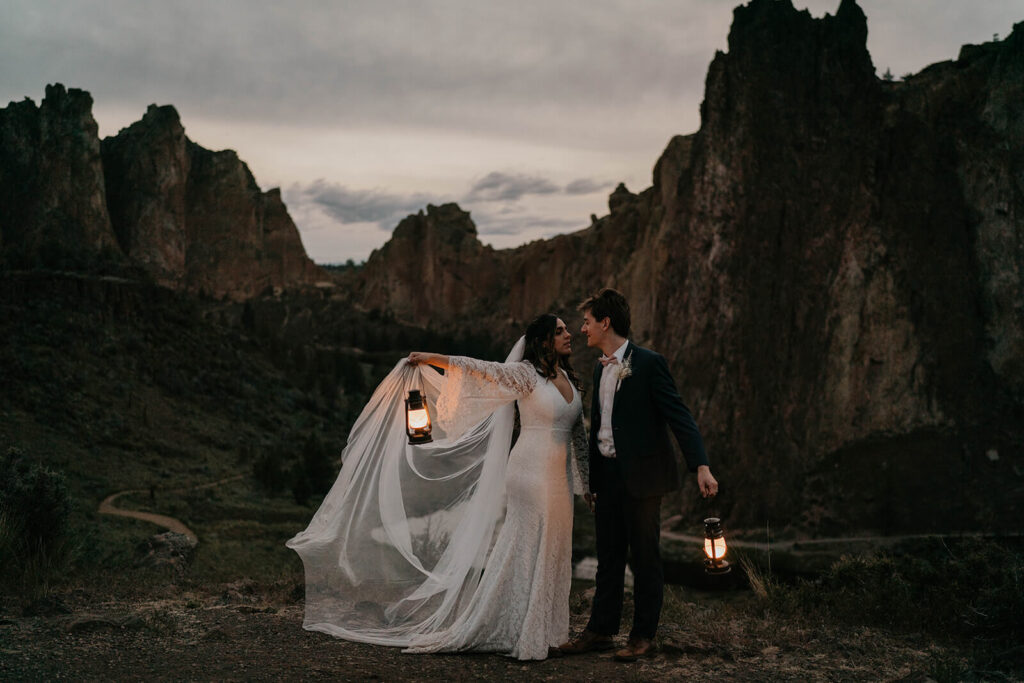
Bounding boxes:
522 314 581 390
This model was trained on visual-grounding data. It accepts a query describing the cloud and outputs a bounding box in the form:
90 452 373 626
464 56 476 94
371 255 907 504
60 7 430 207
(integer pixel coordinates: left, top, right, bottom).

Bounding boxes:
462 172 613 204
464 172 560 202
564 178 613 195
0 0 719 147
467 202 582 237
286 180 440 230
478 216 581 236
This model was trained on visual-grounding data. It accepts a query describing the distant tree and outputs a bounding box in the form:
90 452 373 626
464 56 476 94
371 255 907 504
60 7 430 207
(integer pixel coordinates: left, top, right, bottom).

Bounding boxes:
882 68 894 82
253 449 286 495
340 354 367 394
290 461 311 506
291 435 337 505
241 302 255 331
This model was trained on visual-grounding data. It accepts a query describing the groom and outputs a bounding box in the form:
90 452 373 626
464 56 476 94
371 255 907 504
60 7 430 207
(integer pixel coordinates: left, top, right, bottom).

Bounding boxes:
559 288 718 662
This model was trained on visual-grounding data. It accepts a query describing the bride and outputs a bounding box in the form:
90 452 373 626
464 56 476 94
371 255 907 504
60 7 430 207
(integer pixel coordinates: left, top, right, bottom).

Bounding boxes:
286 314 589 660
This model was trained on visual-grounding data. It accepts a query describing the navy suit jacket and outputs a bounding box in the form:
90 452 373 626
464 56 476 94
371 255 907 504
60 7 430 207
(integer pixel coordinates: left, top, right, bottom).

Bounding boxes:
588 342 709 498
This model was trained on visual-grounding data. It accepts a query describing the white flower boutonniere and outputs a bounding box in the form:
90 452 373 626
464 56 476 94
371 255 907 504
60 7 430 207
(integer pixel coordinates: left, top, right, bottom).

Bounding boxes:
615 351 633 391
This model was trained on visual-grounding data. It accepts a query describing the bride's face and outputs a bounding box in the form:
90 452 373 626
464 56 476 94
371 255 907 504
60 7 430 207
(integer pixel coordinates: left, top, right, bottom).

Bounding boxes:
552 318 572 357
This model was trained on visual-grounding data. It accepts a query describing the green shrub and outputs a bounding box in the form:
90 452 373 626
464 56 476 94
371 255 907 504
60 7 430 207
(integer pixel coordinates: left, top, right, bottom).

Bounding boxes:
252 449 286 496
290 435 337 505
0 446 73 594
0 447 71 552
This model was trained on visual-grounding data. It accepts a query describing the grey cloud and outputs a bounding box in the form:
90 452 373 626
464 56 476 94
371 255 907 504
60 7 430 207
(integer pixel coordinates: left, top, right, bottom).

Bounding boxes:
565 178 613 195
0 0 719 145
464 172 560 202
469 207 582 237
286 180 439 230
3 0 1019 135
5 0 1015 154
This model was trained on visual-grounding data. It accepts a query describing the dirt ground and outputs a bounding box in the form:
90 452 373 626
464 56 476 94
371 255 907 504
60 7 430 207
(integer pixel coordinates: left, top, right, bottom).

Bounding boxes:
0 579 958 682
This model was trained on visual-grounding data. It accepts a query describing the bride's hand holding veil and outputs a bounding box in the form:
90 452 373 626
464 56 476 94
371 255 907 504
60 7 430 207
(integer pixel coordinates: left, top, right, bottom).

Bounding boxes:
406 351 449 369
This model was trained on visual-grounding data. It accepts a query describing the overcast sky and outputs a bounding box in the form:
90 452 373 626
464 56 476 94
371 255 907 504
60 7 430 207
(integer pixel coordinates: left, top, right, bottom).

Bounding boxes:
2 1 1020 263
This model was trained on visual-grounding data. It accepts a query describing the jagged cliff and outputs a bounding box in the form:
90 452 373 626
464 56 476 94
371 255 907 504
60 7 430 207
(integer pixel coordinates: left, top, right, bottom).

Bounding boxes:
0 90 323 299
0 84 119 262
352 0 1024 533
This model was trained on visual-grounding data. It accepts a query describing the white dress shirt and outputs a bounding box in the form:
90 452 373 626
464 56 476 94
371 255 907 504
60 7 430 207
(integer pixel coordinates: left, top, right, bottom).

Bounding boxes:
597 340 630 458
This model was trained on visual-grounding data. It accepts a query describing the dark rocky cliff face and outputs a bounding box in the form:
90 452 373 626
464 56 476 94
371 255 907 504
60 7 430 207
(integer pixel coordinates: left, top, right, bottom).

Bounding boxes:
102 106 325 299
1 89 323 299
0 84 119 264
357 203 503 327
351 0 1023 534
101 104 190 287
181 142 323 300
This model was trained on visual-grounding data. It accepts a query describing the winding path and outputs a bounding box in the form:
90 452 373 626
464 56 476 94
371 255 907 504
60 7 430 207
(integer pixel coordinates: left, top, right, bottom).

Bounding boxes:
98 474 247 544
658 514 1022 559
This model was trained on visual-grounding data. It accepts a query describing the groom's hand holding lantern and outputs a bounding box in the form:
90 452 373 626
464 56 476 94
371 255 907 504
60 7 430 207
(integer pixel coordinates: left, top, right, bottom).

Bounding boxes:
697 465 718 498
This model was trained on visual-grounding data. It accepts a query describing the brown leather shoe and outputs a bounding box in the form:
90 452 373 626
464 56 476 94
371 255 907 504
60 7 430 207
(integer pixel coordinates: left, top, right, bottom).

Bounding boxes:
613 637 656 662
557 629 615 655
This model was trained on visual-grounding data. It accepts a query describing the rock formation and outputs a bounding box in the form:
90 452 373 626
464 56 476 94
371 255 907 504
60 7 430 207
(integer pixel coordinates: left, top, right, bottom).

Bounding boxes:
102 105 324 299
0 84 119 265
101 105 190 286
180 141 323 299
1 89 323 299
358 203 503 327
351 0 1024 534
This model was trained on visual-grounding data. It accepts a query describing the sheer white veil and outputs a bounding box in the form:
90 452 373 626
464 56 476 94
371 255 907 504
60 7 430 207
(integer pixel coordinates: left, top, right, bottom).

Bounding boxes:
287 337 526 645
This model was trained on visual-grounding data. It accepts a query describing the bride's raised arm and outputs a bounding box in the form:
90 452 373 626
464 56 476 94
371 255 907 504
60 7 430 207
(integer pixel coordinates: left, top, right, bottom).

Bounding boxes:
408 352 538 400
407 350 538 440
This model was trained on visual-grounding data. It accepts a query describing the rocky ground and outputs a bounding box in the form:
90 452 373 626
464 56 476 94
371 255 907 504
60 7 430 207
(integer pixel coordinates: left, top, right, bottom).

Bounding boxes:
0 577 964 682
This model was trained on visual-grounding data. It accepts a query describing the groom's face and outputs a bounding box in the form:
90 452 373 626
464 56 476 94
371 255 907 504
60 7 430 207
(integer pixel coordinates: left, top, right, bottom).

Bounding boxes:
580 311 607 348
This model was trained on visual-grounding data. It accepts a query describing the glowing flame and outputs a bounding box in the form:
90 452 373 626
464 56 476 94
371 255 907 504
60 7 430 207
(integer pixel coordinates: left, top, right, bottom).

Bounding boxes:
408 408 430 430
704 537 727 560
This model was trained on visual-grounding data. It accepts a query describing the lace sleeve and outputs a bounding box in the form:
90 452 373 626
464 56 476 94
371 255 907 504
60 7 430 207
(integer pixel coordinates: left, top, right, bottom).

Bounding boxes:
436 357 539 440
450 357 539 397
569 409 589 494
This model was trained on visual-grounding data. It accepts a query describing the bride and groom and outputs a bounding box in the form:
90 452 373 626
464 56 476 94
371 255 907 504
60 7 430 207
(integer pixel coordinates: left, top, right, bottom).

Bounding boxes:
287 288 719 662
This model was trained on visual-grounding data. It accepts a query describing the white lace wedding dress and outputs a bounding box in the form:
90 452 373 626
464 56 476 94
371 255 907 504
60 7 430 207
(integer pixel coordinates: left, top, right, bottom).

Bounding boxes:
286 339 588 661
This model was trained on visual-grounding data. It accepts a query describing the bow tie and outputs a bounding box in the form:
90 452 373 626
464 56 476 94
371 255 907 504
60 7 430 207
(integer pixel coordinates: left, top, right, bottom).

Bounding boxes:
599 356 619 367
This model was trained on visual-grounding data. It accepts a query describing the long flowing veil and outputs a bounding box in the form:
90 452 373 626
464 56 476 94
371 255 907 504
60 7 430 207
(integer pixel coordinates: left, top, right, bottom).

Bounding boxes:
286 337 526 645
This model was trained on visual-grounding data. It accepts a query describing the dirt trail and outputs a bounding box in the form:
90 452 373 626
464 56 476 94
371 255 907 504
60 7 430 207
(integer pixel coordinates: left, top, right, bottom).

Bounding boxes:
658 514 1012 551
97 474 246 543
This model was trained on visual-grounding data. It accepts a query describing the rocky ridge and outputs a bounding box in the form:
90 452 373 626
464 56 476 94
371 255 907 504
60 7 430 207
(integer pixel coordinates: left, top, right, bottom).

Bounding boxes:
0 88 323 299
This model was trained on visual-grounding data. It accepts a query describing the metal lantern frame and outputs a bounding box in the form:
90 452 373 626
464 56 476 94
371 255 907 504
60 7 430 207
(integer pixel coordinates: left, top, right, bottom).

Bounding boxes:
405 389 433 445
703 516 731 575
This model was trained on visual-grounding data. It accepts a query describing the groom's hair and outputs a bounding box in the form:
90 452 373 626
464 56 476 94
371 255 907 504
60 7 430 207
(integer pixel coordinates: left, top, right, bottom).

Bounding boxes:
578 288 630 338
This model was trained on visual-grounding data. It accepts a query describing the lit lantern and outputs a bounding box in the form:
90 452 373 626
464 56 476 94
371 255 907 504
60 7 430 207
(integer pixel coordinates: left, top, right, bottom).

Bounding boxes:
405 389 433 445
703 517 731 575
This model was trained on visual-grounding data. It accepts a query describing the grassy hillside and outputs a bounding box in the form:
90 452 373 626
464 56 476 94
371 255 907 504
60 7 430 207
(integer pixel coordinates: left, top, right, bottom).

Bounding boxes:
0 271 435 590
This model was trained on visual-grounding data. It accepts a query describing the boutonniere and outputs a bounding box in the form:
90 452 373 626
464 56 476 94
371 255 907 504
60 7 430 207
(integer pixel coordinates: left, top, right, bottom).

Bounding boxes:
615 350 633 391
